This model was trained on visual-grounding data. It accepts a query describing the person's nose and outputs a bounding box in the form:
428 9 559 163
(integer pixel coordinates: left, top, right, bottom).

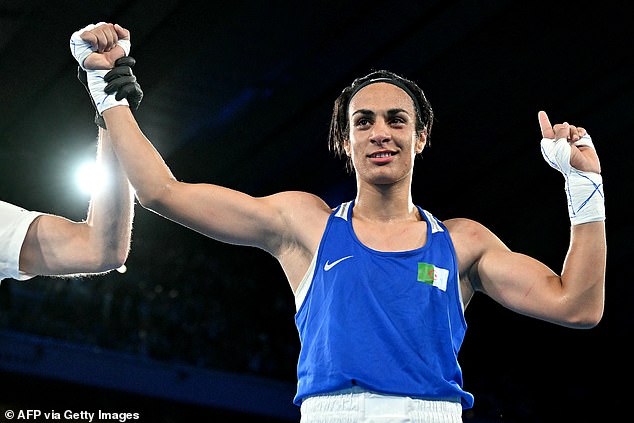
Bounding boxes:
369 120 391 145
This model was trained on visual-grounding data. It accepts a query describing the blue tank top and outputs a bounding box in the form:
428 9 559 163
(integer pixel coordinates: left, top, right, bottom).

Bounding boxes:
294 201 474 409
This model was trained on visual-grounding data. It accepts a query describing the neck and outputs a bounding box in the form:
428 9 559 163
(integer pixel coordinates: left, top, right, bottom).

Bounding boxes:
353 181 418 223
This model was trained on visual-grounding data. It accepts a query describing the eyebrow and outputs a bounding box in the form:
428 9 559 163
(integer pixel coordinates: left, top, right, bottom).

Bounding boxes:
351 108 411 117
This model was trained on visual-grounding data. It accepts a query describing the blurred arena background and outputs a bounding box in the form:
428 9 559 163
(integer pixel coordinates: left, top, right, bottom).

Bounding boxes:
1 1 631 421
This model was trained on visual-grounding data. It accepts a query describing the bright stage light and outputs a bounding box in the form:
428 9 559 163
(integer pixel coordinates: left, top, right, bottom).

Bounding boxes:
75 160 109 195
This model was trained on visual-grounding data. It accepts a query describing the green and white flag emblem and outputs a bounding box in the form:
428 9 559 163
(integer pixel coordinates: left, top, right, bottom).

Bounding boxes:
417 262 448 291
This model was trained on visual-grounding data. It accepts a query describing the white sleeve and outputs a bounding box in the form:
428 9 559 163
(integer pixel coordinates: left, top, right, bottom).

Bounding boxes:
0 201 43 281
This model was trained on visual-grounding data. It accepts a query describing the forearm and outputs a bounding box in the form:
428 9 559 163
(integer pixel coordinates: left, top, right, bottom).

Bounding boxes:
559 221 606 325
537 116 606 326
83 128 134 268
20 130 133 275
102 106 178 210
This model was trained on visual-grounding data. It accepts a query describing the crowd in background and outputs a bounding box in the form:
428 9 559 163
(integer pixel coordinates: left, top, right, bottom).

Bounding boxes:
0 235 299 383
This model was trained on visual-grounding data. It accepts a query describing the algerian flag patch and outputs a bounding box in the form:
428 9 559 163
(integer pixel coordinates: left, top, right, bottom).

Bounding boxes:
417 262 448 292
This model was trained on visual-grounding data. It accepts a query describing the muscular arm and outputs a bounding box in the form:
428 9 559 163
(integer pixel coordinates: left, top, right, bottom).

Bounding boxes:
102 107 329 259
19 128 133 276
77 22 330 288
451 113 606 328
451 218 605 328
74 22 324 259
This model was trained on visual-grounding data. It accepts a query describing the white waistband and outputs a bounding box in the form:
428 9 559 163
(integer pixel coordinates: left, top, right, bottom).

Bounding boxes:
300 387 462 423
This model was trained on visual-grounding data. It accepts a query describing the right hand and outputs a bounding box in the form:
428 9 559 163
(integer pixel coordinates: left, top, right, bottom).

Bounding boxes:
538 110 601 174
82 23 130 70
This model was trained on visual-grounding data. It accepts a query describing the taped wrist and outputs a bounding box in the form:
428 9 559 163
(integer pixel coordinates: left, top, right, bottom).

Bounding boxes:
86 69 129 114
540 134 605 225
566 169 605 225
77 67 106 128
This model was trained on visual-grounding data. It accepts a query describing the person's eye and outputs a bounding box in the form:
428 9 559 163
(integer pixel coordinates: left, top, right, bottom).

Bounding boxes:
355 117 371 127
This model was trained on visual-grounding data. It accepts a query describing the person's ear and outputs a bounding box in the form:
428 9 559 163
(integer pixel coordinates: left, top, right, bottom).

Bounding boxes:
343 139 351 157
415 130 427 154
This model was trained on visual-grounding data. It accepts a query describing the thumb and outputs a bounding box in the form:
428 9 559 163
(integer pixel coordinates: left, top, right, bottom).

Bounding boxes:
114 24 130 41
538 110 555 139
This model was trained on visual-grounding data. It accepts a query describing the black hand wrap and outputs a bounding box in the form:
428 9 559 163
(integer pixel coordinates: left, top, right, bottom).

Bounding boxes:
104 56 143 108
77 56 144 129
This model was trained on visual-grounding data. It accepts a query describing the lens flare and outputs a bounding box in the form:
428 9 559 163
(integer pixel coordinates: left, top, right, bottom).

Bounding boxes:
75 160 109 195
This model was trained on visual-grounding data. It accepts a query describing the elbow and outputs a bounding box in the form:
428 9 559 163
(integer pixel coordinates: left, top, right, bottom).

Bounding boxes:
99 229 132 273
566 318 601 330
85 234 130 273
92 249 128 273
561 304 604 329
107 236 132 271
578 310 604 329
553 285 605 329
110 245 130 271
135 190 157 210
134 180 175 213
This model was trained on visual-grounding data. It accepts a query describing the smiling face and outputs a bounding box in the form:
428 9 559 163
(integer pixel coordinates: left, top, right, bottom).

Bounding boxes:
344 82 426 186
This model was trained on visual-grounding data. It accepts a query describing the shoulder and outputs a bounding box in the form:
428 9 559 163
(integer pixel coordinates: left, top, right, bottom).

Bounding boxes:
443 217 491 240
263 192 334 276
263 190 333 249
264 191 333 217
442 217 506 267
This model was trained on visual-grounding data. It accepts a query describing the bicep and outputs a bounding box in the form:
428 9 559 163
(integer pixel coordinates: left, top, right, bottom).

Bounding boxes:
450 218 564 321
144 181 306 254
477 248 563 318
19 215 93 275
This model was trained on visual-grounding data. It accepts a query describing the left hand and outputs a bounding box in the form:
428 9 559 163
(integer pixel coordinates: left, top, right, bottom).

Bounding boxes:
538 111 601 174
104 57 143 110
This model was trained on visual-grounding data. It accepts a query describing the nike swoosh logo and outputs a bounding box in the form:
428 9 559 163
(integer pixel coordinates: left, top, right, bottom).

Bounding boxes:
324 255 353 271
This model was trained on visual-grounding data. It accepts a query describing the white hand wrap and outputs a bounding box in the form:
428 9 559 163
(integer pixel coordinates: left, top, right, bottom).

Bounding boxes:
69 23 131 114
540 133 605 225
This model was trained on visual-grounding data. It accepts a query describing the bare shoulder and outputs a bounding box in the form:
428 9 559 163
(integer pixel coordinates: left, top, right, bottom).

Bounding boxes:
442 218 509 302
265 190 333 217
443 217 491 242
442 217 505 269
264 190 333 251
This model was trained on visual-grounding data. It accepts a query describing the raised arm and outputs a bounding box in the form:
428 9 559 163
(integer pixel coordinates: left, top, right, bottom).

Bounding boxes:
452 111 606 328
13 25 143 278
70 22 330 262
19 128 134 276
104 106 295 253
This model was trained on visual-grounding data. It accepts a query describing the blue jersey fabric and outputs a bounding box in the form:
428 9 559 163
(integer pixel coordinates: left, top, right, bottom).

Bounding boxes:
294 201 474 409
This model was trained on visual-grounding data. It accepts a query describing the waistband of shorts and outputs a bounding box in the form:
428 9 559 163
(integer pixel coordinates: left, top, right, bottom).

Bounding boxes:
301 386 462 419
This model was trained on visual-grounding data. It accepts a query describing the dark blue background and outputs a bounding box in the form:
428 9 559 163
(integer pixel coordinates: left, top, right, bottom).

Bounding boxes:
1 1 630 421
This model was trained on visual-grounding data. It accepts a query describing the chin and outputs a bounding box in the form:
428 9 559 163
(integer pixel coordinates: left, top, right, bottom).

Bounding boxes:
364 171 408 186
